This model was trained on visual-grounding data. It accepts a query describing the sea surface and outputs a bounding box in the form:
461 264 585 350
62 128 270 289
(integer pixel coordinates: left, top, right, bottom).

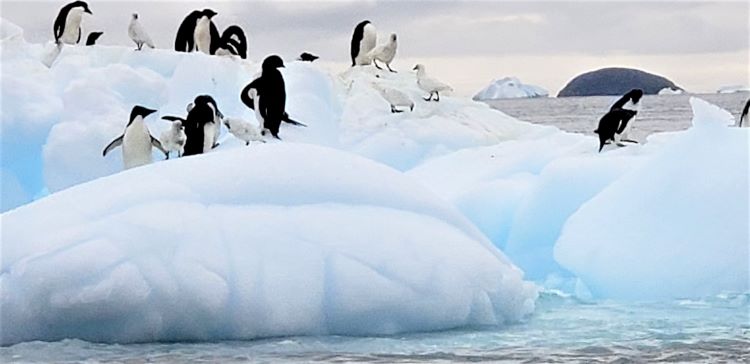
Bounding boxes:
3 92 749 363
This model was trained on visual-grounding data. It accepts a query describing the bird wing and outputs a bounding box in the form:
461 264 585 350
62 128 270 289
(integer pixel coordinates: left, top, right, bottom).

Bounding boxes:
384 88 412 105
419 77 451 92
102 135 124 156
616 110 637 134
150 135 168 157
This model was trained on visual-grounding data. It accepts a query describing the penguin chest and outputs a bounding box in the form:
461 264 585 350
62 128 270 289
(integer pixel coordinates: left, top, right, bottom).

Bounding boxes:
194 20 211 53
123 124 153 169
60 10 83 44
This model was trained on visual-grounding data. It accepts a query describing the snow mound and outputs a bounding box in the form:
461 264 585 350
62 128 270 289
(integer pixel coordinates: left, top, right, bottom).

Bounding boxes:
473 77 548 100
1 143 537 345
554 97 749 300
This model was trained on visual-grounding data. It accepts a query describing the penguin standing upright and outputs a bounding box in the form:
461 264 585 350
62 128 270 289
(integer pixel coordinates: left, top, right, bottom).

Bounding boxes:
216 25 248 59
53 1 92 45
180 96 219 156
350 20 377 66
128 13 155 50
103 105 167 169
608 89 643 143
243 55 287 139
194 9 219 54
175 9 220 53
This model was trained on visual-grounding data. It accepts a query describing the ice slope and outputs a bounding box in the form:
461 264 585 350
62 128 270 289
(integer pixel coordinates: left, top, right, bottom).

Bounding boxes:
473 77 548 100
554 98 749 300
0 143 537 345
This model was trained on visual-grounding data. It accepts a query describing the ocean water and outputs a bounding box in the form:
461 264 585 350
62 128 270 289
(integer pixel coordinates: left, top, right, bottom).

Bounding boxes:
486 92 749 141
3 93 749 363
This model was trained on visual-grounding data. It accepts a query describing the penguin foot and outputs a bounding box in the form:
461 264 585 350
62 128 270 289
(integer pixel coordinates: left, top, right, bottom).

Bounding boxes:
387 65 397 73
373 60 383 70
435 92 441 102
391 106 403 113
212 143 220 149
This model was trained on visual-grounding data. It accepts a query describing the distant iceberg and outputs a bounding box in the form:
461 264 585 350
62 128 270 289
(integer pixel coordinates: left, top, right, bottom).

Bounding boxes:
717 85 750 94
473 77 548 100
658 87 684 95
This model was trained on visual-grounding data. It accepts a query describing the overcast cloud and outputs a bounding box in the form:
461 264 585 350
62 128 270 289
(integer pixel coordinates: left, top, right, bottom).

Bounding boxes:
2 0 748 95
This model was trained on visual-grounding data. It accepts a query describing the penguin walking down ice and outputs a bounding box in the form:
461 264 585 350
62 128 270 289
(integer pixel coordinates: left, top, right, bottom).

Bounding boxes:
103 105 168 169
413 64 452 101
371 82 414 113
159 117 187 158
350 20 377 66
53 1 92 45
298 52 319 62
739 98 750 127
368 33 398 72
85 31 102 45
594 109 638 152
128 13 155 50
608 88 643 143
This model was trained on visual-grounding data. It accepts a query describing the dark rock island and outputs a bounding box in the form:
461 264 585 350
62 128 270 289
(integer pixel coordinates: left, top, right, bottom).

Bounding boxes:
558 67 682 97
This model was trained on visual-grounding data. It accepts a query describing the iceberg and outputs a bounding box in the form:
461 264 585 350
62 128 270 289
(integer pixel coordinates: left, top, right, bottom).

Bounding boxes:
658 87 684 95
717 85 750 94
0 143 537 345
473 77 548 100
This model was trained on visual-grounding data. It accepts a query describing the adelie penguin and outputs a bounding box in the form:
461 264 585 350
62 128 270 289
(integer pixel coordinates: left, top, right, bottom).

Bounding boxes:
174 9 219 54
241 55 288 139
608 88 643 144
194 9 219 54
594 109 638 152
350 20 377 66
103 105 168 169
176 95 222 156
85 31 102 46
216 25 248 59
53 1 92 45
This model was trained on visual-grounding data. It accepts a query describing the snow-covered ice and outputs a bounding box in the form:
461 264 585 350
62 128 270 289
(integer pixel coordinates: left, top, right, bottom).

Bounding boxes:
473 77 548 100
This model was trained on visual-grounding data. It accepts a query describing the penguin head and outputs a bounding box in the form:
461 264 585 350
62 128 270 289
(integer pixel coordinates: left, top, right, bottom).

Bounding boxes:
628 89 644 103
262 55 285 70
202 9 218 19
129 105 157 123
194 95 224 119
72 1 93 14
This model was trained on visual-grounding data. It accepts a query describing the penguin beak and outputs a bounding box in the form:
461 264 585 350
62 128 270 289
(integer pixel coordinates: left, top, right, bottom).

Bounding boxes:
144 108 157 117
85 8 92 14
412 65 418 70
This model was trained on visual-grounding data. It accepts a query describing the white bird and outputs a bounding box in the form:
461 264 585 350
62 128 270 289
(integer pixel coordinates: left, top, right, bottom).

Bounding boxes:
128 13 154 51
371 82 414 113
223 117 265 145
159 117 187 158
368 33 398 73
413 64 453 102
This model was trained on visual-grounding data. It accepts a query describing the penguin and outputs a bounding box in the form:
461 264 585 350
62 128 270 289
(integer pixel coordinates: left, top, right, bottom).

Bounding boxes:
609 89 643 143
223 117 265 145
194 9 219 54
215 25 247 59
594 109 638 152
413 64 452 101
371 82 413 113
180 95 221 156
242 55 287 139
159 117 187 158
739 98 750 127
128 13 155 51
368 33 398 72
350 20 377 66
103 105 168 169
240 82 306 128
175 9 220 53
85 31 102 46
298 52 319 62
53 1 92 45
187 95 223 150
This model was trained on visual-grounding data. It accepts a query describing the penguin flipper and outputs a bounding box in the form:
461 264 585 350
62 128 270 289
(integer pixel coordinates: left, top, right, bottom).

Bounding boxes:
151 136 169 158
102 135 124 157
162 115 186 123
282 114 307 127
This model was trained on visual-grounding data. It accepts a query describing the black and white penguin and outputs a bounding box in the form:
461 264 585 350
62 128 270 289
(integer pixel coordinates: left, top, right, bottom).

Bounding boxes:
594 109 638 152
298 52 319 62
85 31 102 45
180 95 221 156
739 98 750 127
242 55 287 139
216 25 248 59
174 9 220 53
53 1 92 45
350 20 377 66
103 105 167 169
194 9 219 54
609 88 643 143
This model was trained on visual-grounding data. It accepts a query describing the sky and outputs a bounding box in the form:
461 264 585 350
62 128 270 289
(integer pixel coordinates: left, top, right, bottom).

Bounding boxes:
2 0 748 96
